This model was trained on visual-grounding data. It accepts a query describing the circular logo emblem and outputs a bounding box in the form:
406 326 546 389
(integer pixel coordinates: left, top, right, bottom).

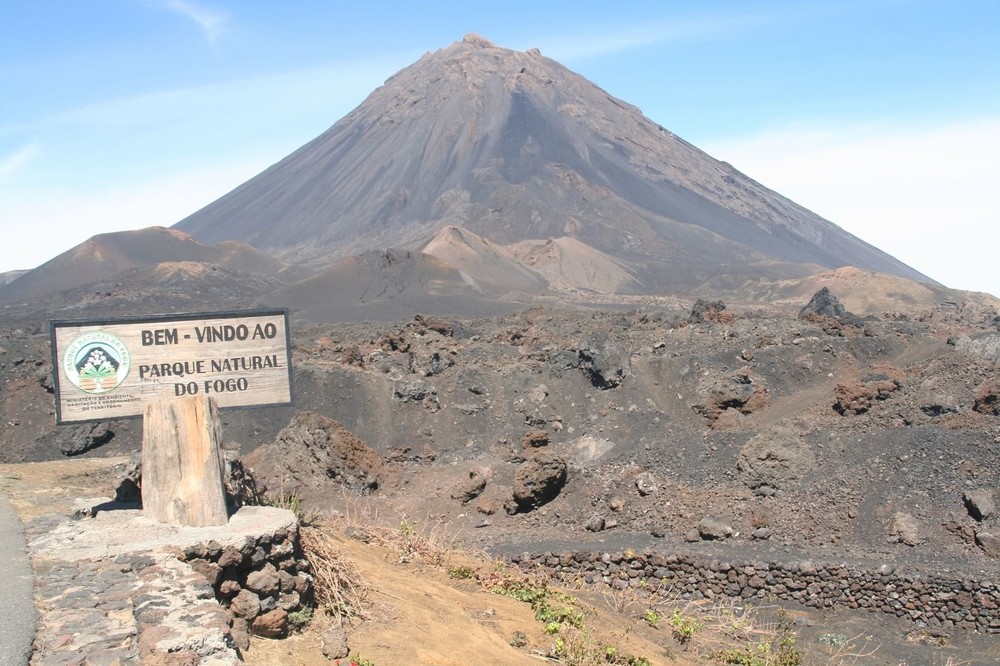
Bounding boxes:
63 331 131 394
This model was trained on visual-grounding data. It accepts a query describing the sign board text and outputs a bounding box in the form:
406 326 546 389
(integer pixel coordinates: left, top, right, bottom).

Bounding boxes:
50 309 293 424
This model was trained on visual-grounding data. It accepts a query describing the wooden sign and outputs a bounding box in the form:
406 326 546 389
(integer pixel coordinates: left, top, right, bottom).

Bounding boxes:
50 309 293 424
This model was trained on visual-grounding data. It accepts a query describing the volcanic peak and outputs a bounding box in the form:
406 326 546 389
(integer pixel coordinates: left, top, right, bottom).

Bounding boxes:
174 35 931 295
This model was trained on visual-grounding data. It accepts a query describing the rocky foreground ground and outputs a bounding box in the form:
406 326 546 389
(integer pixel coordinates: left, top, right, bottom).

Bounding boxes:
2 292 1000 662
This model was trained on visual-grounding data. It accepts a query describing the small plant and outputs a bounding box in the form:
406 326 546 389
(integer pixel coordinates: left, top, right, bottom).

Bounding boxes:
447 565 476 579
509 631 527 648
486 572 653 666
819 633 849 648
643 608 661 628
492 579 584 630
536 601 585 629
624 657 652 666
287 606 313 629
271 490 301 515
367 514 455 565
716 634 802 666
669 608 701 644
341 658 376 666
822 632 880 663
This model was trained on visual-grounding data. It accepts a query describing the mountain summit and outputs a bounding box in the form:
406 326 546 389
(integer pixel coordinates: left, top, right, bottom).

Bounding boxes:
178 34 928 292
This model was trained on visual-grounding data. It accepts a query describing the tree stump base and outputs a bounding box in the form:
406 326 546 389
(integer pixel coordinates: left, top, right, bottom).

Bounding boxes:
141 395 229 526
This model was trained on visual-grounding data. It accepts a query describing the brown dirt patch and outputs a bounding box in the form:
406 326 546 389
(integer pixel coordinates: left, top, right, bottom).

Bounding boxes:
0 456 127 518
242 527 685 666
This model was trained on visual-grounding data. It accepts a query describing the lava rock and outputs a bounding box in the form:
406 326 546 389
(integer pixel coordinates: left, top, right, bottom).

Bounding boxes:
219 579 241 598
964 489 996 522
57 422 115 457
634 472 657 496
577 331 627 389
585 515 606 532
230 589 261 621
954 334 1000 363
245 563 280 597
834 378 900 415
393 379 440 410
690 299 732 324
252 609 288 638
698 516 734 540
694 371 768 424
918 378 960 416
520 429 550 449
737 427 816 491
512 449 568 512
241 411 383 496
230 618 251 653
798 287 864 327
974 378 1000 415
975 531 1000 558
112 452 142 504
322 625 350 660
890 512 922 546
414 314 455 337
475 498 500 516
451 467 489 504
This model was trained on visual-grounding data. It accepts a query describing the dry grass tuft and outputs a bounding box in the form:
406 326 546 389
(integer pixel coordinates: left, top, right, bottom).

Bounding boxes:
364 515 459 566
818 632 880 665
299 523 370 626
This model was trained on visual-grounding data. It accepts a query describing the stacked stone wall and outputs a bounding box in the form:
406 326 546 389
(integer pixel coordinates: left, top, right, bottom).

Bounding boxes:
507 550 1000 634
181 524 313 652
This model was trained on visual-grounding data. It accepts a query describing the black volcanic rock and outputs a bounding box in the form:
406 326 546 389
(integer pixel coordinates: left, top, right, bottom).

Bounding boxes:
799 287 848 319
175 35 932 293
799 287 864 327
578 331 627 389
511 448 567 512
50 422 115 457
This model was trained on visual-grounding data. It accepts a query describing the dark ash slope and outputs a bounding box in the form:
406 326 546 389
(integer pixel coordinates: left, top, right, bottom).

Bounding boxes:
175 34 932 289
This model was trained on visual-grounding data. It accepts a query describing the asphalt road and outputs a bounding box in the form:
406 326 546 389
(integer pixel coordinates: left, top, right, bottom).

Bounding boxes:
0 491 34 666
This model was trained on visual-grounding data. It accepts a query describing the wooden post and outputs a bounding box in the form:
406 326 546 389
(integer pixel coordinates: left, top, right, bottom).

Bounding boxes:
141 395 229 527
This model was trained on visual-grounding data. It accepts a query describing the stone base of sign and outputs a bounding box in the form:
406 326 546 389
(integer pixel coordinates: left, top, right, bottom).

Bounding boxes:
25 499 307 664
142 395 229 527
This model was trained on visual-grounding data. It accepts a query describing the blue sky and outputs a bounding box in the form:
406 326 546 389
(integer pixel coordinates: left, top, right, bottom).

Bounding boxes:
2 1 998 295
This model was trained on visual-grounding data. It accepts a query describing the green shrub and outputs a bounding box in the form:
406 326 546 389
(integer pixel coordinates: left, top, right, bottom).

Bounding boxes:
447 565 476 579
669 609 701 644
287 606 313 629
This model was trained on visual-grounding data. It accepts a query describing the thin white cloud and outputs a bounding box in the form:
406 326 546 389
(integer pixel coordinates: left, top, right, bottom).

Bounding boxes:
10 55 396 136
540 12 771 62
536 2 845 64
0 143 39 180
160 0 228 43
703 117 1000 296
